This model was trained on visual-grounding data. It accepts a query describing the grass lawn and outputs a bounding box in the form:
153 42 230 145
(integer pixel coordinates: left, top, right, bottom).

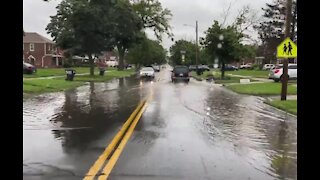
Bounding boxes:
23 69 136 93
266 100 297 115
75 69 136 82
23 67 118 78
191 70 257 84
23 78 85 93
226 82 297 95
225 69 269 78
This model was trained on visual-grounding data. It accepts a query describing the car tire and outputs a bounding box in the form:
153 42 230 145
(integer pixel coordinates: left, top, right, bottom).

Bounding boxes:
274 78 280 82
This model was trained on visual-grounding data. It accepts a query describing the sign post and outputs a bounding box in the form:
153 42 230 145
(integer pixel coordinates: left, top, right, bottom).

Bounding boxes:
276 0 295 101
276 37 297 100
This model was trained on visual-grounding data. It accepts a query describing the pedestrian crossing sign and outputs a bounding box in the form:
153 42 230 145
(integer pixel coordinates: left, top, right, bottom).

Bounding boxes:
277 37 297 58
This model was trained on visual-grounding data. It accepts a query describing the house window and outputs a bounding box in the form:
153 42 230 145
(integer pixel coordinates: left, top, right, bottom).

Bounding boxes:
30 43 35 51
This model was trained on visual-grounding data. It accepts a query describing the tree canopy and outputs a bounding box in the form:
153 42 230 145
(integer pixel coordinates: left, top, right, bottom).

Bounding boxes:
169 40 198 66
202 20 253 78
254 0 297 62
126 35 166 67
46 0 172 73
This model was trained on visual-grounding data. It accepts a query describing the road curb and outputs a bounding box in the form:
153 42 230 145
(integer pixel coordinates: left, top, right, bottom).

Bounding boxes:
263 100 297 117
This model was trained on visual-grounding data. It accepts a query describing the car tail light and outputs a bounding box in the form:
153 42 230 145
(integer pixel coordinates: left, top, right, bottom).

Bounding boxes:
274 69 280 73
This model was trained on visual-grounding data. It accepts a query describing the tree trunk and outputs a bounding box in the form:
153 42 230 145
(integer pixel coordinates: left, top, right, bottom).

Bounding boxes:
135 64 140 71
118 45 125 71
291 1 297 41
221 61 225 79
89 54 94 76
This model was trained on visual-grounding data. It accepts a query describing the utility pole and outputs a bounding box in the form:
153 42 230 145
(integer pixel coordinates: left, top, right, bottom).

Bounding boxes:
196 20 199 65
281 0 292 101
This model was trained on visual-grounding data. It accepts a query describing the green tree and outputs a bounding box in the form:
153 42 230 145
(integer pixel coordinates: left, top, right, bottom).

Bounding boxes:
203 21 249 79
114 0 173 70
46 0 114 76
169 40 198 66
126 35 166 68
109 0 144 70
131 0 173 41
254 0 297 62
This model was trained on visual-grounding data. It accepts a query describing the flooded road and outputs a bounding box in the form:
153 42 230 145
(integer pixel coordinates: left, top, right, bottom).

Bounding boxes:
23 66 296 180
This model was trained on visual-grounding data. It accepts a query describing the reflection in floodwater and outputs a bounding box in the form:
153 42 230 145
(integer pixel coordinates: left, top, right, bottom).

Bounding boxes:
24 76 146 154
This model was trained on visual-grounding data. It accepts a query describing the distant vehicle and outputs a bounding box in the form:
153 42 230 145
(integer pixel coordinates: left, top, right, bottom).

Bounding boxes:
189 65 197 71
223 65 238 71
152 65 160 72
263 64 275 70
139 67 155 78
106 60 118 67
240 63 252 69
171 65 190 83
269 64 297 82
23 62 36 74
198 65 210 71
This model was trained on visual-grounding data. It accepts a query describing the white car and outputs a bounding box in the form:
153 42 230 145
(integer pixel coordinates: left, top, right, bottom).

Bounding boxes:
139 67 155 78
240 63 252 69
269 64 297 82
106 60 118 67
263 64 275 70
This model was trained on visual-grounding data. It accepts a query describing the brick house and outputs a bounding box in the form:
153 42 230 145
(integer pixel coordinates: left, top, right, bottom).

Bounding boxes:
23 32 64 68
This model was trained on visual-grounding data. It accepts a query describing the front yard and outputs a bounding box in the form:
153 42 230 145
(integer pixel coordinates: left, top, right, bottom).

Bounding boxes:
225 82 297 95
23 68 136 94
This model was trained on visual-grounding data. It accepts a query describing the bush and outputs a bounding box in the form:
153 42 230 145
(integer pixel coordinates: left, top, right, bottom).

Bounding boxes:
63 62 72 68
252 64 259 70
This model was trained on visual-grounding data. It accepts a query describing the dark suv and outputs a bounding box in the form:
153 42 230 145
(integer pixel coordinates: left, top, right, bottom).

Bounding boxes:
171 65 190 83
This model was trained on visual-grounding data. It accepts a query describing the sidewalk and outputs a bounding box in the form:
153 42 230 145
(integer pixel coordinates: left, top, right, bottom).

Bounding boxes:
23 72 109 80
266 95 297 101
227 74 273 82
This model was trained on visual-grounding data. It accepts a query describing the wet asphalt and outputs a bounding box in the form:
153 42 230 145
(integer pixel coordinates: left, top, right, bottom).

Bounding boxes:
23 66 297 180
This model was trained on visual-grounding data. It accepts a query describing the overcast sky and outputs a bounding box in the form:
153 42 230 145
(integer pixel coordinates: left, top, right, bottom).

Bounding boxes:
23 0 272 50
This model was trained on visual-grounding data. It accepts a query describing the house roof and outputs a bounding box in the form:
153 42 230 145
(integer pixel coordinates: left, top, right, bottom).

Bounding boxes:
23 32 55 44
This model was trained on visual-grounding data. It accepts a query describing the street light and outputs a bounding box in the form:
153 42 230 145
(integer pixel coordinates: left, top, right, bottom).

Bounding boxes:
180 50 186 64
183 20 198 65
217 34 224 71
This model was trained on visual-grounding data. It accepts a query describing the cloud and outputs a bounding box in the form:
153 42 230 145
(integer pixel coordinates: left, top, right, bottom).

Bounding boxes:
23 0 271 50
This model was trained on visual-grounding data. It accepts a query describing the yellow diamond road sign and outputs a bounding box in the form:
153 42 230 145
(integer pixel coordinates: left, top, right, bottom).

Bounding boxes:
277 37 297 58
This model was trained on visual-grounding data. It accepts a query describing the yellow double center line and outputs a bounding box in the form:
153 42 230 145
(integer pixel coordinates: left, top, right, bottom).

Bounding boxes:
83 98 149 180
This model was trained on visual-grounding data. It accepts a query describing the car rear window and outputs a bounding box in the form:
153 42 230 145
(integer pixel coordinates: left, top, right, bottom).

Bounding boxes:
174 67 189 73
142 67 154 71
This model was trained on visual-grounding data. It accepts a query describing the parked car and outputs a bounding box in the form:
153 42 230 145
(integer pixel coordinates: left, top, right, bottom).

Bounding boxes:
263 64 275 70
198 65 210 71
223 65 238 71
152 65 160 72
23 62 37 74
171 65 190 83
189 65 197 71
269 64 297 82
106 60 118 67
139 67 155 78
240 63 252 69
